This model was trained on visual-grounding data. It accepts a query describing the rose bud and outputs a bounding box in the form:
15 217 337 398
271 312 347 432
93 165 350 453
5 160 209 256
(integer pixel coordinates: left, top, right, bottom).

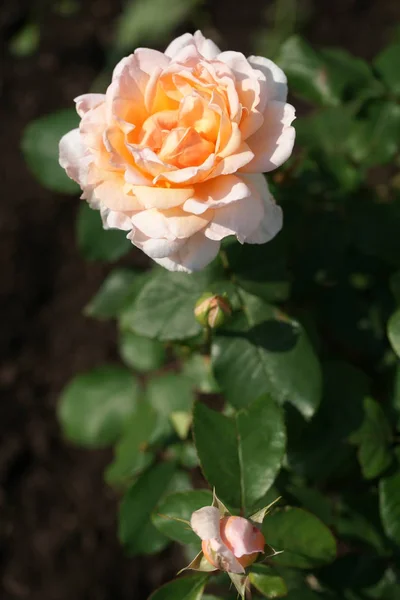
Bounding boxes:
194 293 232 328
190 506 265 574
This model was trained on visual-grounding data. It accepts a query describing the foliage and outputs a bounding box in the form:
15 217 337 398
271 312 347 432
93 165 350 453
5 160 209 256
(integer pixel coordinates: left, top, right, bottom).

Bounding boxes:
21 2 400 599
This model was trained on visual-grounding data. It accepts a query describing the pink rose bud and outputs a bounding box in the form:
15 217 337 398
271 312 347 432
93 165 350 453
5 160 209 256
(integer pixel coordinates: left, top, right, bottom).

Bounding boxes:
59 31 294 273
191 507 265 573
194 293 232 328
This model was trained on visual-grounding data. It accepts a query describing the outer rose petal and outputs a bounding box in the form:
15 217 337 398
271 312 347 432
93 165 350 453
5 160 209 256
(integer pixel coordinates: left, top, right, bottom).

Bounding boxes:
59 128 91 187
205 189 264 243
183 175 251 215
241 173 283 243
202 539 245 574
248 56 288 104
103 209 133 231
153 231 220 272
165 31 220 60
131 207 212 240
94 178 142 211
128 229 186 258
191 506 221 540
74 93 106 117
131 185 194 209
220 517 265 559
242 101 296 173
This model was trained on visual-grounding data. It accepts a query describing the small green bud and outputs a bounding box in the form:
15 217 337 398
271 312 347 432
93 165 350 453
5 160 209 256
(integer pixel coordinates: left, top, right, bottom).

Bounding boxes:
194 293 232 329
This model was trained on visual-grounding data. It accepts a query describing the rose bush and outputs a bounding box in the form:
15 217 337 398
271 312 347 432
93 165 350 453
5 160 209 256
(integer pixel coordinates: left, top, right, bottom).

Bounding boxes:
59 30 295 272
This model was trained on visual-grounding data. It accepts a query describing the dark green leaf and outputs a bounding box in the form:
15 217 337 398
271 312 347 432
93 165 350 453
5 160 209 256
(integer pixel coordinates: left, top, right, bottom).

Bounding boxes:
126 519 169 556
125 271 216 341
119 331 165 372
287 361 369 482
350 397 392 479
249 564 288 598
58 366 139 447
225 237 291 303
77 203 132 262
276 36 338 106
9 22 40 57
182 354 220 394
21 109 79 194
348 101 400 167
262 507 337 568
193 396 286 511
152 489 213 544
148 574 207 600
374 42 400 96
379 470 400 545
105 400 157 486
212 292 321 417
388 309 400 358
115 0 201 54
84 269 138 320
119 461 176 554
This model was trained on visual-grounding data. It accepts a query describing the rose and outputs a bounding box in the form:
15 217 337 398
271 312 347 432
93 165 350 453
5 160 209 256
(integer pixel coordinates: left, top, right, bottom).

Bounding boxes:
59 31 295 272
190 506 265 573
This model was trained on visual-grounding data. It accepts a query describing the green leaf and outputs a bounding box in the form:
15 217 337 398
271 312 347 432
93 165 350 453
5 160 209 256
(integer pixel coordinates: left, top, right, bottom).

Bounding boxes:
374 42 400 96
21 109 79 194
388 309 400 358
105 400 157 486
193 396 286 511
212 293 322 418
287 361 368 482
276 35 338 106
321 47 381 101
350 397 392 479
58 366 139 447
9 22 40 57
146 374 195 418
125 271 213 340
225 237 291 303
379 470 400 546
148 574 207 600
119 461 176 554
262 507 337 568
182 354 220 394
249 564 288 598
84 269 138 320
348 101 400 167
119 331 166 373
125 267 229 341
76 203 132 262
126 519 169 556
114 0 200 54
152 489 213 544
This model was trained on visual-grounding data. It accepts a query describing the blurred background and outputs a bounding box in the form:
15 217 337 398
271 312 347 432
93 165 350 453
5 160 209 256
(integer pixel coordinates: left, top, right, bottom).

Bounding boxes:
1 0 400 598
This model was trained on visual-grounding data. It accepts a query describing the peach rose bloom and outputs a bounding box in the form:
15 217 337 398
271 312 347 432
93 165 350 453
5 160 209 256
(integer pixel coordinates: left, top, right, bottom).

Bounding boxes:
59 31 295 272
191 506 265 573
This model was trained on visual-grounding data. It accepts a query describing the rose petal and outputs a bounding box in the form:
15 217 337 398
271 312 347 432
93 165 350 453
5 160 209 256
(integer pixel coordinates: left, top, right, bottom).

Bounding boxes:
128 229 186 258
74 93 106 117
221 517 265 559
183 174 251 214
131 207 212 240
241 174 283 243
205 189 263 243
59 128 92 186
248 55 288 104
203 539 245 574
190 506 221 540
242 101 295 173
131 185 194 210
165 33 194 59
94 177 142 211
153 231 220 272
104 209 133 231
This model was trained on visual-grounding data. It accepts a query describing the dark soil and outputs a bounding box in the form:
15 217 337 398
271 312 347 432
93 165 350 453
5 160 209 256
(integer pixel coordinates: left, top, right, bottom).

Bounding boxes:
0 1 399 599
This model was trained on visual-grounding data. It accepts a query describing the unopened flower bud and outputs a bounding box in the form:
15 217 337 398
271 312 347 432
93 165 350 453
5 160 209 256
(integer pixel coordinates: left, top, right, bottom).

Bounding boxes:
194 293 232 329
